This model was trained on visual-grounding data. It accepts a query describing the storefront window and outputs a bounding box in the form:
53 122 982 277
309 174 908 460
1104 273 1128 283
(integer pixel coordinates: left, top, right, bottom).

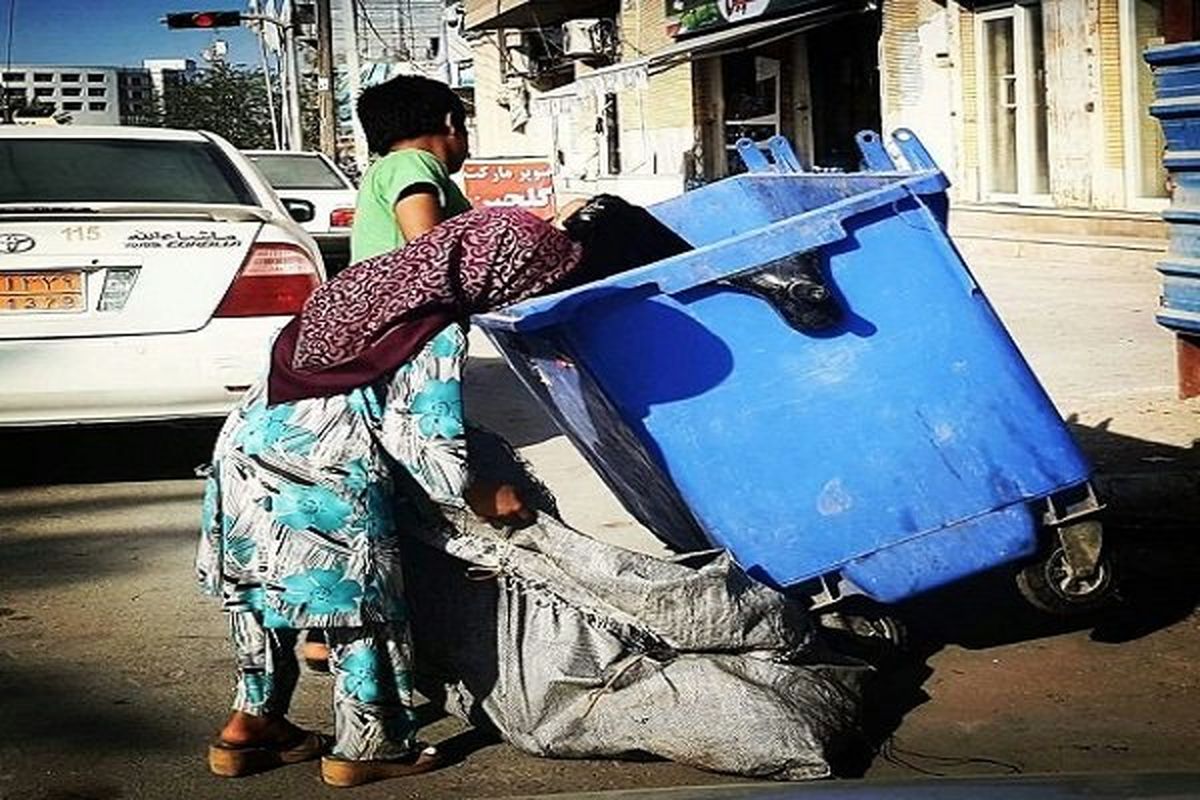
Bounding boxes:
978 5 1050 202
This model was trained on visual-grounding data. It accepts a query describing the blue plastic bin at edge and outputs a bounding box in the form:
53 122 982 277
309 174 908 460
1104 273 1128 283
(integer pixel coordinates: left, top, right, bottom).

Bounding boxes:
474 130 1092 603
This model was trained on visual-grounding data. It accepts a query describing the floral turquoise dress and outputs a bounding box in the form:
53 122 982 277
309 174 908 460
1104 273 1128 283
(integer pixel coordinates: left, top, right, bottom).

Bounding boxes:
196 323 469 629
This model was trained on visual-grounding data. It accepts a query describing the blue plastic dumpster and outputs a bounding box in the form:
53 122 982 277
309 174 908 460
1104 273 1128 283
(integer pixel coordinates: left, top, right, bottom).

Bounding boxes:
475 130 1102 606
1145 42 1200 397
1146 42 1200 335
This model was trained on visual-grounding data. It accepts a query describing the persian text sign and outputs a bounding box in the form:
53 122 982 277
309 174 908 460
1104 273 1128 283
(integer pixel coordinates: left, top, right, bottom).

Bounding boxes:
665 0 812 36
462 159 556 220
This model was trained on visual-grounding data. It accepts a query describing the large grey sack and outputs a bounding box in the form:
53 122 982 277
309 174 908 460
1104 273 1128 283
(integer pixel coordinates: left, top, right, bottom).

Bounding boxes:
398 433 869 780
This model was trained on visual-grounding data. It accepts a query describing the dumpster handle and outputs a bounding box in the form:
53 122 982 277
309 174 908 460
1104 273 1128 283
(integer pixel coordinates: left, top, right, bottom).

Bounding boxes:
736 138 773 173
768 136 803 173
725 251 843 333
891 128 939 171
856 131 897 171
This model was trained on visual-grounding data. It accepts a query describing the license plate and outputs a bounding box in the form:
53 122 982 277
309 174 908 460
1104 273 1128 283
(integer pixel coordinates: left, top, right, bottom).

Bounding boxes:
0 271 86 313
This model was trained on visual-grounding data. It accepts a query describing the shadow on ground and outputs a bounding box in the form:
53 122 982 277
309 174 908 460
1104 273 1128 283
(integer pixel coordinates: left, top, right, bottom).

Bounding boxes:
464 356 562 449
837 417 1200 777
0 356 559 489
0 422 222 488
0 527 195 591
0 661 191 757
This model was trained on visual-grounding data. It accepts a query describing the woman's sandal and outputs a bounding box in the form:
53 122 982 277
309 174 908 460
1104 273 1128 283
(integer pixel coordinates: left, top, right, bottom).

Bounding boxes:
320 745 442 787
208 730 332 777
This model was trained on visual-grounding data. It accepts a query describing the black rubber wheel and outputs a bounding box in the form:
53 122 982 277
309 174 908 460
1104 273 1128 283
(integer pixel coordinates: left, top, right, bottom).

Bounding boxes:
1016 546 1115 614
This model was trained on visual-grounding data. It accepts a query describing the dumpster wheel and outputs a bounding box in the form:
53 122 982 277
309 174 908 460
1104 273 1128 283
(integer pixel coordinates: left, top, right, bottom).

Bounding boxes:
1016 539 1115 614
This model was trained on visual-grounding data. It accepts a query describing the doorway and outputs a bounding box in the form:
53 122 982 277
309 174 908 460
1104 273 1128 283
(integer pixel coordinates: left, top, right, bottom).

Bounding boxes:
806 13 882 172
977 4 1051 203
1121 0 1169 207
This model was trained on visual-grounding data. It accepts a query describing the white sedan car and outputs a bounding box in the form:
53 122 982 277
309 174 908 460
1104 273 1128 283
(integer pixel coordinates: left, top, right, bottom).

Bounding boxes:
0 126 325 427
243 149 357 276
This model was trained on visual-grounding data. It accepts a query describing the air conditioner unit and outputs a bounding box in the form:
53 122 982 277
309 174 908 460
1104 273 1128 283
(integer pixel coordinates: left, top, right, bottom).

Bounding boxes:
561 19 614 59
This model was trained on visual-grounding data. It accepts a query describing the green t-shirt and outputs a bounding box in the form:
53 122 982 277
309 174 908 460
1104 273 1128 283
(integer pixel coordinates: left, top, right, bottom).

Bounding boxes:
349 149 471 263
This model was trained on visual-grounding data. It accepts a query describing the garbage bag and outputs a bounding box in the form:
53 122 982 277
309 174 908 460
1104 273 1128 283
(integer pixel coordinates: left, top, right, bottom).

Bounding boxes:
399 429 871 780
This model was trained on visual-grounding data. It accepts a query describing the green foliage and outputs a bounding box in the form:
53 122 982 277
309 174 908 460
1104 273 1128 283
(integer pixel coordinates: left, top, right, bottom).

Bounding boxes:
160 63 323 150
163 63 279 148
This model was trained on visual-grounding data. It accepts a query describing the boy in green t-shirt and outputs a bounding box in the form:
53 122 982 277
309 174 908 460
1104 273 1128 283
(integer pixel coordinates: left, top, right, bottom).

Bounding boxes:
350 75 473 263
304 75 475 683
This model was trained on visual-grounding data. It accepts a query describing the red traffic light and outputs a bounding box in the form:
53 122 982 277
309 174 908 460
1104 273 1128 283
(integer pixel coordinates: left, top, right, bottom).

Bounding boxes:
164 11 242 29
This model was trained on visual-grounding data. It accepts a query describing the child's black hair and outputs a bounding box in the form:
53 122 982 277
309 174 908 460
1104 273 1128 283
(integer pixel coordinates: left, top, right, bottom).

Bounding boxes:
356 75 466 156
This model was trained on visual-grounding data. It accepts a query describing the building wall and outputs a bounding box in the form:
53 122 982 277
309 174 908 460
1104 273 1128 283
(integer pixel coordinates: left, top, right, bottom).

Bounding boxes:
885 0 1159 212
615 0 694 178
117 68 155 124
0 66 122 125
1096 0 1131 207
144 58 197 106
468 0 1163 213
468 0 694 186
879 0 957 188
1044 0 1100 207
957 1 979 201
469 31 555 159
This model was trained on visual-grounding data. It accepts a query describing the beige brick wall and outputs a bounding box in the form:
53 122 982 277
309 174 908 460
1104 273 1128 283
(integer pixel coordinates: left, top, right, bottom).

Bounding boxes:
470 31 555 159
614 0 695 174
469 1 695 177
1099 0 1125 172
959 3 978 176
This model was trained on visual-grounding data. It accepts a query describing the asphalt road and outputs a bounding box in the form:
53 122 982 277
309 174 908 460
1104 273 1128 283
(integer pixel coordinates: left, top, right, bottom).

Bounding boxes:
1 251 1198 800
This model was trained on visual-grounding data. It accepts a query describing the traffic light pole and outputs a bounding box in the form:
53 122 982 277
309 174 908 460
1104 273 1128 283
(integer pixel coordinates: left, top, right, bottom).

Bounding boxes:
165 11 303 148
316 0 337 158
283 6 304 150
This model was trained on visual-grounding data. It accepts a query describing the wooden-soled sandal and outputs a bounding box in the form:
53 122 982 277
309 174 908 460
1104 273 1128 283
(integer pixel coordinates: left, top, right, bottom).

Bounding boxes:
208 730 332 777
320 745 442 787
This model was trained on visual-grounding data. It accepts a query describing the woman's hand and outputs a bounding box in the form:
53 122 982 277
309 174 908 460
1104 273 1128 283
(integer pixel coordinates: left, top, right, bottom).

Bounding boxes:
552 198 589 230
465 480 534 526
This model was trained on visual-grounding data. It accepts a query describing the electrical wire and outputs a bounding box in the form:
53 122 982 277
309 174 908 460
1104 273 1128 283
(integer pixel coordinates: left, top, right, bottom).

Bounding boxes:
353 0 443 79
354 0 403 59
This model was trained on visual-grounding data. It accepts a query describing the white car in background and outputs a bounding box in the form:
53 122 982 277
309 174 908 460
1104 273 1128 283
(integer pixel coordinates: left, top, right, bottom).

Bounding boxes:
0 126 325 427
244 149 357 275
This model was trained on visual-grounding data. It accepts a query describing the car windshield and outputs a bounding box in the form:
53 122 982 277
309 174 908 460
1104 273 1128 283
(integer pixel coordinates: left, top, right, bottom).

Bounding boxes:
248 153 349 190
0 138 256 205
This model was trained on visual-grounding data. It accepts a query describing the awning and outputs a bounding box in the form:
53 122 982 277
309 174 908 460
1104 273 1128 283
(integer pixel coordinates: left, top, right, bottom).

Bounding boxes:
530 61 650 116
529 1 873 117
466 0 618 31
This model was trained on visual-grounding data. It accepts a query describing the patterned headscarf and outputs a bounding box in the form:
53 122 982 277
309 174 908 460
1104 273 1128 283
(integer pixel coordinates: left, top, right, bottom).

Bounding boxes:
267 207 583 405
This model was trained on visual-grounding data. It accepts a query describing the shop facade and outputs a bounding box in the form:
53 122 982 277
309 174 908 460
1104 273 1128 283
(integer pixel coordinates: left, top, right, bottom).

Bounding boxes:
464 0 1178 215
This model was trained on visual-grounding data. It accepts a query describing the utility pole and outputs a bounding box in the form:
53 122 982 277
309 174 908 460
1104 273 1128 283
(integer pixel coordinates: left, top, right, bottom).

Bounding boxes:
284 2 304 150
316 0 337 157
339 0 369 170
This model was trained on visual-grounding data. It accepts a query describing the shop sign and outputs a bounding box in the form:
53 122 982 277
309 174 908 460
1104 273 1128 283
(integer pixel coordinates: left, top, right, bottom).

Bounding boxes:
665 0 813 36
462 159 557 220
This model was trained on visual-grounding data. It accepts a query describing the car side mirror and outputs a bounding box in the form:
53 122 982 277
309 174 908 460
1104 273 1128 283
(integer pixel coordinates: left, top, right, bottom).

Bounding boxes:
282 198 316 223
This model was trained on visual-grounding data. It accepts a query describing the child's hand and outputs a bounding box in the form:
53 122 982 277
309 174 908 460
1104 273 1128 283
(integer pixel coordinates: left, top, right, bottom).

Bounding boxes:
465 481 534 526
